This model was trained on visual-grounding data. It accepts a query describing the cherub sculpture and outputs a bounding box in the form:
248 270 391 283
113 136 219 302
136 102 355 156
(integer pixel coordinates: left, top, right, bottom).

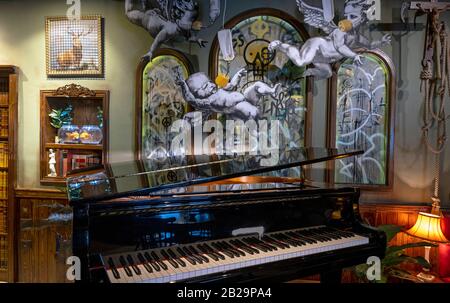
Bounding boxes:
268 0 391 79
125 0 221 59
174 68 281 121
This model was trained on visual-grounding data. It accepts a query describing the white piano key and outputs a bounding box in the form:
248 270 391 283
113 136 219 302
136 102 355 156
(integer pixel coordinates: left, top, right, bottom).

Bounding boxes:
104 227 370 283
106 269 121 283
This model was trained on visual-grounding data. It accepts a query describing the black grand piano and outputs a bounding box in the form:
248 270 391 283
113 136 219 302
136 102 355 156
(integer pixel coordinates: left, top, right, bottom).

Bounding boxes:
68 148 386 283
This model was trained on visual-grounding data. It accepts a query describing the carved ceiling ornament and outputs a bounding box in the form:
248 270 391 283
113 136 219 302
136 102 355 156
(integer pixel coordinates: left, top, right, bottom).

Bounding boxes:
54 84 96 97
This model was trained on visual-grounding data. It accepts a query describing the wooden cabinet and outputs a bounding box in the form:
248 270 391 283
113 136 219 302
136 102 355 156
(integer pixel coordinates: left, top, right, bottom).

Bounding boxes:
40 84 109 185
0 66 18 282
17 189 71 283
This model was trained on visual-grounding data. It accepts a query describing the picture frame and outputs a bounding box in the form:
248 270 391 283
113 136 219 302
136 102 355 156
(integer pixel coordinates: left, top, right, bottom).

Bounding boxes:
45 15 104 77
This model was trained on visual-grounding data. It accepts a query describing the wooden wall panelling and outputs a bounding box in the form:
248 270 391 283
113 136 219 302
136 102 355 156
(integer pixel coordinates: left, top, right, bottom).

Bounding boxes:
16 189 70 283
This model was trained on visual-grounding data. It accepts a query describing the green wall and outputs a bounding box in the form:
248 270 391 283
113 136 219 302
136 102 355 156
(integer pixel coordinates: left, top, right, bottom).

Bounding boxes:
0 0 448 208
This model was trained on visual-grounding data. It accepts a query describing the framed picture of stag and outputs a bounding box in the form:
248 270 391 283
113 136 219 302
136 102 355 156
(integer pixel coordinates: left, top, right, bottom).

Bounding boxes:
45 15 104 77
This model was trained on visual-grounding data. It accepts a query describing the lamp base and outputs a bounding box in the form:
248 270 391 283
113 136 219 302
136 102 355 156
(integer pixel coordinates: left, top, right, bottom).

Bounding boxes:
417 271 435 282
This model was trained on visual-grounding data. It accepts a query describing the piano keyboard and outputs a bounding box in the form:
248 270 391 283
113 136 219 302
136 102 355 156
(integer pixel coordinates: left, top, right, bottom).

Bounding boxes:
104 226 369 283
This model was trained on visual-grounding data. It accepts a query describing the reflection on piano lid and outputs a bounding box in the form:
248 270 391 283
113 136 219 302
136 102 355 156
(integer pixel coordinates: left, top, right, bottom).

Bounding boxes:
66 148 363 203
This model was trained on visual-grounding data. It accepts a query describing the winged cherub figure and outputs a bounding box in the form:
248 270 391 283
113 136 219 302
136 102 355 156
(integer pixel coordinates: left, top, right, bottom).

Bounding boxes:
174 68 281 121
126 0 221 59
268 0 391 79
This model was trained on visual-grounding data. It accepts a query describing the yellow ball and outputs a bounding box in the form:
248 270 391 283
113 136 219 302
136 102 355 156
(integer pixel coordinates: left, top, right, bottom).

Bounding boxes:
215 74 230 88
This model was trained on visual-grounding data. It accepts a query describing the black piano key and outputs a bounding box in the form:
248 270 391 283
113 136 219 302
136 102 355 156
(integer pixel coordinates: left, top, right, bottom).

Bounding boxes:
177 247 197 265
229 240 254 255
160 249 179 269
282 232 307 246
220 241 245 257
182 247 203 264
242 238 268 252
107 257 121 279
263 235 290 249
250 237 277 251
126 255 142 275
321 229 344 240
211 242 235 258
151 251 169 270
203 243 226 260
292 231 317 244
144 252 161 271
310 228 333 241
197 244 220 261
188 246 209 263
137 253 153 273
119 256 133 277
167 248 186 267
233 239 259 254
275 233 304 246
220 241 244 257
291 231 316 244
302 229 331 242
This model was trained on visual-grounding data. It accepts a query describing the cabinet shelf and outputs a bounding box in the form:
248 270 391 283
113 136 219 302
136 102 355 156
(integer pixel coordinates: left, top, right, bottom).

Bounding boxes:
45 143 103 151
40 85 109 185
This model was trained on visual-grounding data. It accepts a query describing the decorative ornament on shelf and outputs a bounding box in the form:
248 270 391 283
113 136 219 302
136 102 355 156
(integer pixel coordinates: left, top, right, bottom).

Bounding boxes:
48 149 57 177
49 104 74 129
80 125 103 145
125 0 221 59
268 0 391 79
96 106 104 128
58 125 80 144
54 83 96 98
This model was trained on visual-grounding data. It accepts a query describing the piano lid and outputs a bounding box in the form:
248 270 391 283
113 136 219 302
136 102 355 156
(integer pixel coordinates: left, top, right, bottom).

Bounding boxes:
66 148 363 203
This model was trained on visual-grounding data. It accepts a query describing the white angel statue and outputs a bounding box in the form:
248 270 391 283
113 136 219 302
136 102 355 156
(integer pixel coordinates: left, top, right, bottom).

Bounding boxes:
268 0 391 79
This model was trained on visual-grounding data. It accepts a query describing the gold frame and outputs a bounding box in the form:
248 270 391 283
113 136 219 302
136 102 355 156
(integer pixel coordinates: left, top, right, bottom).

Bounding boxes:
45 15 104 77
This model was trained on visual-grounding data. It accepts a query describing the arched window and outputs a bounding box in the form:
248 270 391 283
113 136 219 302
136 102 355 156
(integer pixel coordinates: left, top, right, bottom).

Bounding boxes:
327 50 396 188
136 49 193 160
209 9 311 177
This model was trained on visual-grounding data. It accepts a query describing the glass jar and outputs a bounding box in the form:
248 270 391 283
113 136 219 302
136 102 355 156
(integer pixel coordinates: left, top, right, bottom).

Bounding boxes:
79 125 103 144
58 125 80 144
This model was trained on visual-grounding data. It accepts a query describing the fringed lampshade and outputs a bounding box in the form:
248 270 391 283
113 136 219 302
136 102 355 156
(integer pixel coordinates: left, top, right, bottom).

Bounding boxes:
406 212 449 243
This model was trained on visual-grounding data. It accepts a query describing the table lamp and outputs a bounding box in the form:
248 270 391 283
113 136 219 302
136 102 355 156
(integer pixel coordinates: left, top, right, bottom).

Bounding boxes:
405 212 449 282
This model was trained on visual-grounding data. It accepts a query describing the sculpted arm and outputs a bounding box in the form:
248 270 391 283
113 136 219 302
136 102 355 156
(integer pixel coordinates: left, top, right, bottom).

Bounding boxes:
223 68 247 91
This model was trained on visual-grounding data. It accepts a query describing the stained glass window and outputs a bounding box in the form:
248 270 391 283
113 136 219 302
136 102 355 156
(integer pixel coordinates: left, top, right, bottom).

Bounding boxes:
332 51 394 186
212 12 310 177
140 54 191 161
